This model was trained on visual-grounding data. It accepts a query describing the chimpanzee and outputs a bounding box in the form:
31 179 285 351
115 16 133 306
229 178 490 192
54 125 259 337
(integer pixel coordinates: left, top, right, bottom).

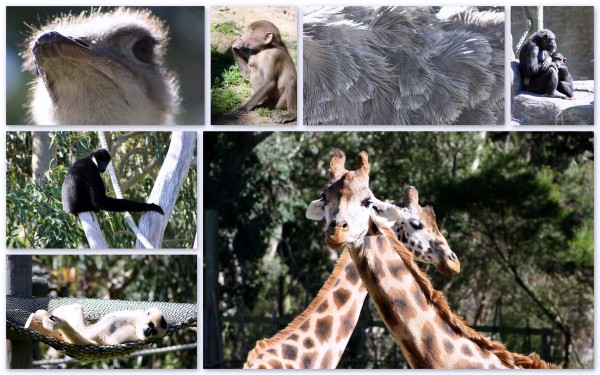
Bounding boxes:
518 29 567 99
552 52 574 99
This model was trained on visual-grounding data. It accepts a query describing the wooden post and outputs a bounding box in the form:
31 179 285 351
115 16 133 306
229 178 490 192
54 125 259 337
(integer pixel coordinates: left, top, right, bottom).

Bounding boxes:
7 256 33 369
203 209 221 368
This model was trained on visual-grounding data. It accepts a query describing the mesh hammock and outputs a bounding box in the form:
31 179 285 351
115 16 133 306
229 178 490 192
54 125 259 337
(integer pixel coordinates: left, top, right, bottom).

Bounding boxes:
7 296 197 362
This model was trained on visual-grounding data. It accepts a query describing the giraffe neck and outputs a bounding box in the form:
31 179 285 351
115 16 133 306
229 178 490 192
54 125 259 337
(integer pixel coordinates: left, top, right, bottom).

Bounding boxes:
349 223 515 369
244 249 367 369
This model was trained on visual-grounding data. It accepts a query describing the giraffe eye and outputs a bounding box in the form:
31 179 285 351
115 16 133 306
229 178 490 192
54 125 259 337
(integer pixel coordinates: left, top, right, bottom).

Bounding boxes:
410 219 423 229
362 199 372 208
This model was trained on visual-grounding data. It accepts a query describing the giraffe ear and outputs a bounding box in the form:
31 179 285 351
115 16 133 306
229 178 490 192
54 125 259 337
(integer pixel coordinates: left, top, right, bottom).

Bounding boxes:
371 198 402 223
306 199 325 221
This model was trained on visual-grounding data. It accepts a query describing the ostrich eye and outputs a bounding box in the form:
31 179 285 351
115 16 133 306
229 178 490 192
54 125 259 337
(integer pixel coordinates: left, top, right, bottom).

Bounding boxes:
132 37 156 63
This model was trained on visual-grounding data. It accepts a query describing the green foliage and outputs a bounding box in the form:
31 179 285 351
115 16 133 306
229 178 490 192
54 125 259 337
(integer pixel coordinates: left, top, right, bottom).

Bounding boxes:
220 65 246 86
211 21 242 35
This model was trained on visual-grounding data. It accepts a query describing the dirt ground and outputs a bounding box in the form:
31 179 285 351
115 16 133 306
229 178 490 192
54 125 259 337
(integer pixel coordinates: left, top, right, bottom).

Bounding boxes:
211 6 297 53
211 6 298 125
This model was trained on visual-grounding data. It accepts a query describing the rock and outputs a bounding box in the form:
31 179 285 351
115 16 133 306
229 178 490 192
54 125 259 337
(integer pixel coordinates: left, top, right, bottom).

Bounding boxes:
511 60 594 125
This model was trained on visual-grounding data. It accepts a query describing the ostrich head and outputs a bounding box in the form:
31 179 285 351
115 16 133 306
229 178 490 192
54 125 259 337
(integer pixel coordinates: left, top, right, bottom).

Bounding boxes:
22 7 180 125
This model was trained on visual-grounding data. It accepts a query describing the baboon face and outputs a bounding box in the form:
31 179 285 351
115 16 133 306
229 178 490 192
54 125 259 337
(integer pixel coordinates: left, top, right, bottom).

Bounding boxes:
240 20 283 51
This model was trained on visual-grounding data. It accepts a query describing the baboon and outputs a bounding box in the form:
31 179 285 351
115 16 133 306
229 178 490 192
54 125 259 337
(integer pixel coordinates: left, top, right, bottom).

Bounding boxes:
22 7 180 125
231 20 297 123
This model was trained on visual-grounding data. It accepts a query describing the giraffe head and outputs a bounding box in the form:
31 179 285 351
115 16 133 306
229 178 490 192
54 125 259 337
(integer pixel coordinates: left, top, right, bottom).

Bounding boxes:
306 150 459 275
390 186 459 275
306 150 382 249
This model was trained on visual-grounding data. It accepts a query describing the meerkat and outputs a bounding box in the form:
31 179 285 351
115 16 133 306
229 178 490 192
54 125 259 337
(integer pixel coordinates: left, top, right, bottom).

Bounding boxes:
37 303 167 345
21 7 179 125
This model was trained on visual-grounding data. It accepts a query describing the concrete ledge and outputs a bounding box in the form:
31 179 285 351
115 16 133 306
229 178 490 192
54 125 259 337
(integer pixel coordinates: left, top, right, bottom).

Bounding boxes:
511 60 594 125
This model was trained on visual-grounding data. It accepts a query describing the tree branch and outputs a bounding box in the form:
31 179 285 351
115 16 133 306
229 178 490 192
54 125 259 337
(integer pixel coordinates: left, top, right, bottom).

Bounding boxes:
78 212 108 249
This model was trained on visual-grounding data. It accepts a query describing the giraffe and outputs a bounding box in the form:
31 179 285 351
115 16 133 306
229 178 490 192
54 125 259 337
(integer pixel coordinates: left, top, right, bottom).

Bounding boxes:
305 150 556 369
243 187 460 368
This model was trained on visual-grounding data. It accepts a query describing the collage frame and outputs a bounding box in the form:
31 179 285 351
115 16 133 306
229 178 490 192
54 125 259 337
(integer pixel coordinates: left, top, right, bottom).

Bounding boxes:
1 1 598 371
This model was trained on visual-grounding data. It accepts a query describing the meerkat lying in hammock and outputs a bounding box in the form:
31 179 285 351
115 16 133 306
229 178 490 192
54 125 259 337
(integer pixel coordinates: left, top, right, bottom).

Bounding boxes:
26 303 167 345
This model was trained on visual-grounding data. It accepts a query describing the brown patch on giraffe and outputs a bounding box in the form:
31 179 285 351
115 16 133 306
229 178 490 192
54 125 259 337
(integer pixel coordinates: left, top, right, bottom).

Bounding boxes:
282 343 298 361
258 364 267 369
299 320 310 332
373 293 400 329
336 303 357 342
303 337 315 349
401 338 429 368
410 281 428 311
345 261 360 285
268 359 283 368
256 353 264 359
372 256 385 281
286 364 294 369
333 288 351 308
320 351 333 368
461 344 474 357
443 339 455 354
475 344 492 359
334 278 341 287
288 333 299 341
421 321 441 366
266 348 277 354
387 259 406 280
434 314 458 339
317 299 329 313
300 352 318 368
390 288 417 321
315 315 334 344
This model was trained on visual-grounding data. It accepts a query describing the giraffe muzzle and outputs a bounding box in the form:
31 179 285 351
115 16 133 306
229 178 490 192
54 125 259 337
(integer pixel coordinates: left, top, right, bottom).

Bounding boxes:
438 251 460 275
325 226 350 250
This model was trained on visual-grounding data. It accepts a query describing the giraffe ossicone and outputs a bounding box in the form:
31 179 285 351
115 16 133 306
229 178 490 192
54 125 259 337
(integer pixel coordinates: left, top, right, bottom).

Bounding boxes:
244 170 459 368
304 150 556 369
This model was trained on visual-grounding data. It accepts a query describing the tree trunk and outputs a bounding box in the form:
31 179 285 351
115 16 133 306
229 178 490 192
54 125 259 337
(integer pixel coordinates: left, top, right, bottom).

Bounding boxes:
79 212 108 248
31 132 55 184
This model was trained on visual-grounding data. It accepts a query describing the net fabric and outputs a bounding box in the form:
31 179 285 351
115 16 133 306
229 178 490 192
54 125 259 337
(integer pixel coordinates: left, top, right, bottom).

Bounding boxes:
7 296 197 362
